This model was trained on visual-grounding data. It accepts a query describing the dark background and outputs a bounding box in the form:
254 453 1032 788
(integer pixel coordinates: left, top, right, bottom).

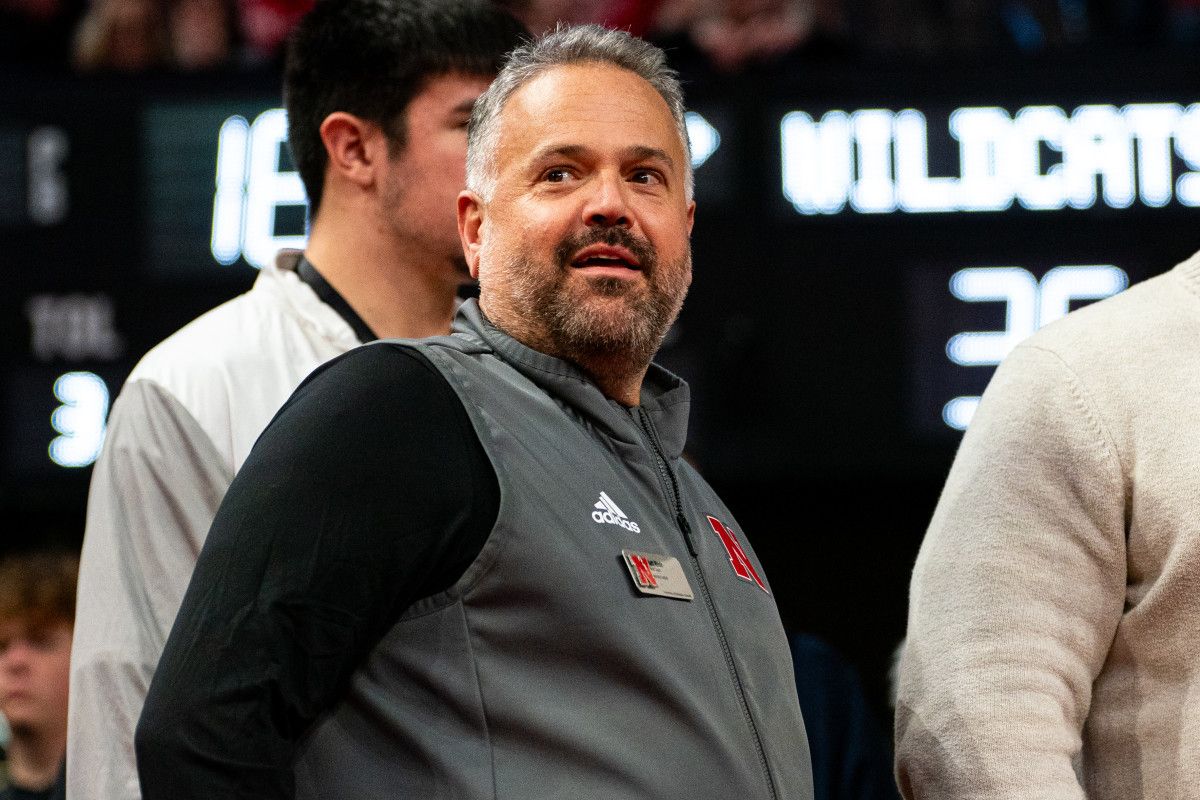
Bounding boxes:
4 55 1198 722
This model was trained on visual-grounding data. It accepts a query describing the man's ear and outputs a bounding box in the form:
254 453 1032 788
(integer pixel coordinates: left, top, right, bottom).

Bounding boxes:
458 190 485 279
319 112 389 192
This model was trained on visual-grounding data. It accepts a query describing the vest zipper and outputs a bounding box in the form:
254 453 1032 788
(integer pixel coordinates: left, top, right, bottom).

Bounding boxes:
635 408 779 800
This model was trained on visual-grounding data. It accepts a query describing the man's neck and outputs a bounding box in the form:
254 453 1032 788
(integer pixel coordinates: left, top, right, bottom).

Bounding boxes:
304 211 459 340
577 354 648 407
5 728 65 791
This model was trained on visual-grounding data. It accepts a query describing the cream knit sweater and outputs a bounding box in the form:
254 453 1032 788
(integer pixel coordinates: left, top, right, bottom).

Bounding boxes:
896 251 1200 800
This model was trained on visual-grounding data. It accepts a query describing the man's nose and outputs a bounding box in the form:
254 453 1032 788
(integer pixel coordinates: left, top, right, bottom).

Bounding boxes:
581 172 631 228
0 641 32 671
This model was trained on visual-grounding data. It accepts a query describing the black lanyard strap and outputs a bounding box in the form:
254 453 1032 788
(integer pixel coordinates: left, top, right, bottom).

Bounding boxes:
296 257 377 344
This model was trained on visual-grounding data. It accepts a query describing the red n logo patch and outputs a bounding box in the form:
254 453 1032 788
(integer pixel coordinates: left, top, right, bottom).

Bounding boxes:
707 516 769 594
630 554 658 588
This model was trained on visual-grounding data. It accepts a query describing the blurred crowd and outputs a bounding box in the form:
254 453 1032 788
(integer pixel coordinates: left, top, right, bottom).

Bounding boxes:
0 0 307 71
1 0 1197 75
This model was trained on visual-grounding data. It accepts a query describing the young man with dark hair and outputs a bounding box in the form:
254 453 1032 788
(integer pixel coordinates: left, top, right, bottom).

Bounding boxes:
137 25 813 799
67 3 526 798
0 552 77 800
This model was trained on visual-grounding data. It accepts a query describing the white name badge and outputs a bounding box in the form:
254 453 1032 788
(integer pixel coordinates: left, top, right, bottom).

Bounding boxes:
621 549 694 601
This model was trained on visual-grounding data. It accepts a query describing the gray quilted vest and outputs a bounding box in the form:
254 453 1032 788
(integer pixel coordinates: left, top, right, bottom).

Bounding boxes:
295 300 813 799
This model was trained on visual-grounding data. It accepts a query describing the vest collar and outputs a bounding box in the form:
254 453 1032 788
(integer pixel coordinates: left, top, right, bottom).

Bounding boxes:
452 299 691 459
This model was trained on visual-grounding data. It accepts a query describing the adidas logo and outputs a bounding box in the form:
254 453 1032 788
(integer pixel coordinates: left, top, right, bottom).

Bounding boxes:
591 491 641 533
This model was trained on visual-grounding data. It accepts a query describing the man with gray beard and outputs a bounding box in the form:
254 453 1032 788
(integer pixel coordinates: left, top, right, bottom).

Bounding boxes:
136 25 812 799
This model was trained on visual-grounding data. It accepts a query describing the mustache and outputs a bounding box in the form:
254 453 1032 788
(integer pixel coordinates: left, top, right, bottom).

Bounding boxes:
554 227 657 273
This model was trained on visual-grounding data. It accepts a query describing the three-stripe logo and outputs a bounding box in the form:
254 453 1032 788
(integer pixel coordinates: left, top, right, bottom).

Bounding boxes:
592 491 642 533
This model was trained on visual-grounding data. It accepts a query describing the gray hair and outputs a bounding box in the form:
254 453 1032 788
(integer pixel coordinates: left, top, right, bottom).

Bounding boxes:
466 24 693 201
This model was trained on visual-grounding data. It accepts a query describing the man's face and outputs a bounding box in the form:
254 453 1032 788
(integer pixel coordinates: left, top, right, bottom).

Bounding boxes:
380 72 495 284
466 63 695 366
0 618 71 735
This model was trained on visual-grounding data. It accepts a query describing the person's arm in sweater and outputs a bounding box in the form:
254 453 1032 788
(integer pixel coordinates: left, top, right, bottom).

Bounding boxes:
895 343 1126 799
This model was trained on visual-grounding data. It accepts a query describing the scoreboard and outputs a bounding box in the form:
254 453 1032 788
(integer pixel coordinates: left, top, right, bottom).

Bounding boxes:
3 56 1199 537
782 103 1200 215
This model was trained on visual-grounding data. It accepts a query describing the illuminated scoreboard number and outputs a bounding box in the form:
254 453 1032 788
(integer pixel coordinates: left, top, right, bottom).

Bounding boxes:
27 126 70 225
21 291 123 470
0 125 70 227
49 371 109 467
781 103 1200 215
211 108 308 269
3 365 116 475
941 264 1128 430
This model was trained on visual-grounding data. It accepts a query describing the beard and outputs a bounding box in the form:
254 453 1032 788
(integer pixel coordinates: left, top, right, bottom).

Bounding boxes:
496 226 691 369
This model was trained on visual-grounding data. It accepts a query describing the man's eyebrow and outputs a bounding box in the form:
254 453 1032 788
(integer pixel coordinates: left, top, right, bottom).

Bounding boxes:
625 145 675 170
453 98 478 114
528 144 589 162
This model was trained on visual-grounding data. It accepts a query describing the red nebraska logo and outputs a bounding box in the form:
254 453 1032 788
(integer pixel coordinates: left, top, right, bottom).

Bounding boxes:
707 516 769 594
630 554 658 588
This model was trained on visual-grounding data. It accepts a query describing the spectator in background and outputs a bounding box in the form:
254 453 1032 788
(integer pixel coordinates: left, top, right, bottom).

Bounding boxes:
0 0 86 67
496 0 848 65
237 0 311 63
850 0 1089 58
649 0 852 79
169 0 236 70
72 0 170 72
672 0 848 71
494 0 604 34
0 551 77 800
495 0 664 36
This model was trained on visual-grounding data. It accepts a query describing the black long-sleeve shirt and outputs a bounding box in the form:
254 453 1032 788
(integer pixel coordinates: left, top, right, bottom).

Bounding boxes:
135 343 499 798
